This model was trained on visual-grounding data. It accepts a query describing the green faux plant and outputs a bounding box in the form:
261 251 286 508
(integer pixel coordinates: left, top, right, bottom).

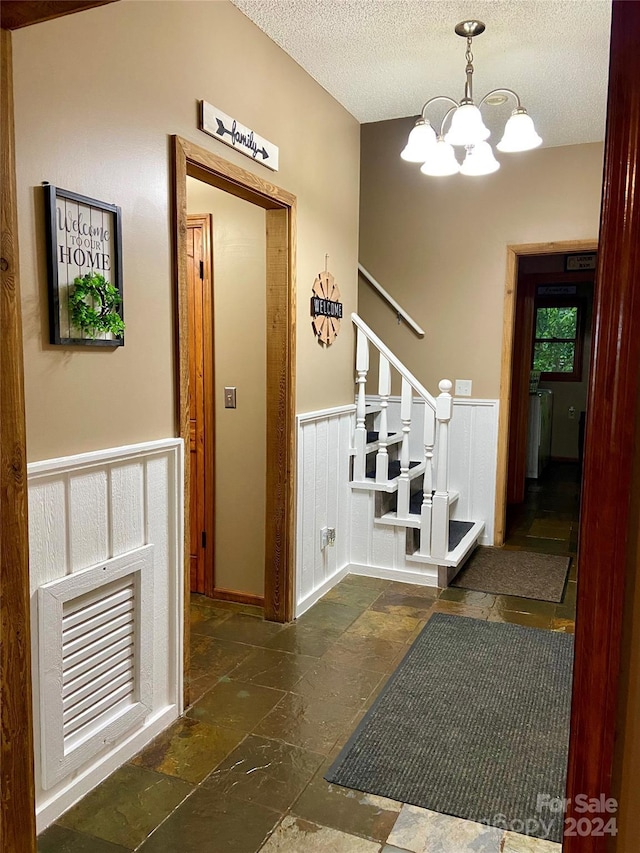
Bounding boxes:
69 272 125 339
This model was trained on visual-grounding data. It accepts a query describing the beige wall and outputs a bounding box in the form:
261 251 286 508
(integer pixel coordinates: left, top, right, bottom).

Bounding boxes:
13 0 360 462
359 119 603 399
186 178 266 597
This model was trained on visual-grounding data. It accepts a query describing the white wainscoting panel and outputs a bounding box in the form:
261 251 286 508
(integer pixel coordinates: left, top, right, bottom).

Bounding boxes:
448 399 499 545
296 406 354 616
28 438 183 831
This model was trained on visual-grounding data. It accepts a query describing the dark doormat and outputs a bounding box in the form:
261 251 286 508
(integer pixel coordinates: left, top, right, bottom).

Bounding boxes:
451 546 571 602
326 614 573 842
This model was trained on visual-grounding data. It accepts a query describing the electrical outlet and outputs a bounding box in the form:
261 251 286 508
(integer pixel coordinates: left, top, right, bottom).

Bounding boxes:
455 379 472 397
327 527 336 547
568 406 576 420
320 527 328 550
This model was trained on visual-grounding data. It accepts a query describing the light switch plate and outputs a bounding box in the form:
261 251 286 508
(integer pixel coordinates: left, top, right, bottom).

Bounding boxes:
224 387 237 408
455 379 472 397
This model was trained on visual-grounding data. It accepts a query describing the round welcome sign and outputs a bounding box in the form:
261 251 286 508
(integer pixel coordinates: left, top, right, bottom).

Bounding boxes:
311 271 343 346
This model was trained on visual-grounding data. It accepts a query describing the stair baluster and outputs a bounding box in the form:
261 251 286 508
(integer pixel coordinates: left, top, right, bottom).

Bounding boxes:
419 407 436 556
375 355 391 483
354 328 369 482
397 378 413 518
431 379 452 560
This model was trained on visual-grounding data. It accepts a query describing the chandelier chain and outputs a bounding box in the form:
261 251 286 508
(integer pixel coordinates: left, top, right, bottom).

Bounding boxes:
465 37 474 68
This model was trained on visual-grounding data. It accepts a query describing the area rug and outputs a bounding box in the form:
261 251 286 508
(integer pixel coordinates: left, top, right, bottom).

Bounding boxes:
451 546 571 602
325 614 573 842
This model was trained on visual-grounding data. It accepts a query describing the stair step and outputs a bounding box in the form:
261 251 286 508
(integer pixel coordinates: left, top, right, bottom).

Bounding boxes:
366 430 399 443
448 519 475 550
374 490 461 529
366 459 419 480
408 489 460 515
365 433 403 453
351 460 425 492
406 520 485 568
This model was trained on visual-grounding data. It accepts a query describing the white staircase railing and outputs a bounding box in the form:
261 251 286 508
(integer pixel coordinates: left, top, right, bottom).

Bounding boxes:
352 313 452 559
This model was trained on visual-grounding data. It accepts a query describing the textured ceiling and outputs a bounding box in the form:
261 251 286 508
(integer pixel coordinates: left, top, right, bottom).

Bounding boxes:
231 0 612 148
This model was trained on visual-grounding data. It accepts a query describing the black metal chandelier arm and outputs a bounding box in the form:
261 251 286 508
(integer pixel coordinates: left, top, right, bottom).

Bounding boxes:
478 88 523 110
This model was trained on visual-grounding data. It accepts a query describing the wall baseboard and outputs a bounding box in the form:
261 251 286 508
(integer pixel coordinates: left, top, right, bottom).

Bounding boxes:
347 563 439 587
295 564 349 618
212 587 265 608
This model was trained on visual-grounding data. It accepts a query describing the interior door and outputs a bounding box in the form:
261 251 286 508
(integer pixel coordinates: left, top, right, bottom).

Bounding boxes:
187 214 214 595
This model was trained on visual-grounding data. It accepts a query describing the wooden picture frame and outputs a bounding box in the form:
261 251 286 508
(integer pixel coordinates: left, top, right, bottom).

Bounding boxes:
44 184 124 346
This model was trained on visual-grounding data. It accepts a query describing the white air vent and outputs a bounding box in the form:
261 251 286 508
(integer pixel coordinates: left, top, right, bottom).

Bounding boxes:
38 546 153 789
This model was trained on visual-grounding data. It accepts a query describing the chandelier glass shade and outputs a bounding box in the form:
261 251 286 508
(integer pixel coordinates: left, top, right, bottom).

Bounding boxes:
444 103 490 146
420 137 460 176
400 120 437 161
460 141 500 176
403 20 542 178
497 109 543 152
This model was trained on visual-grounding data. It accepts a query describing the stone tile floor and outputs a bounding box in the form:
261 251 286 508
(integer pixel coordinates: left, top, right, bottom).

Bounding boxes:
38 464 577 852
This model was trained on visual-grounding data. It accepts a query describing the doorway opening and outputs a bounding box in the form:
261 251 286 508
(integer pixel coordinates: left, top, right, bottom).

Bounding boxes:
186 184 269 607
505 251 596 563
172 136 297 701
495 240 598 549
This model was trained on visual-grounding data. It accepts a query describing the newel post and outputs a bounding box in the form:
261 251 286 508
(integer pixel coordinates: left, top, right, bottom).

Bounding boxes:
419 406 436 556
354 328 369 481
431 379 452 560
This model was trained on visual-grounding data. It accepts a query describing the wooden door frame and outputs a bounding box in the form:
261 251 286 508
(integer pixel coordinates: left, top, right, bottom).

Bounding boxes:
172 139 297 682
186 213 215 597
494 238 598 546
1 27 37 853
564 3 640 845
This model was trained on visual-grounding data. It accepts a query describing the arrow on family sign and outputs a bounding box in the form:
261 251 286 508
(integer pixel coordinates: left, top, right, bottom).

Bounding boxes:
199 101 279 172
214 119 270 162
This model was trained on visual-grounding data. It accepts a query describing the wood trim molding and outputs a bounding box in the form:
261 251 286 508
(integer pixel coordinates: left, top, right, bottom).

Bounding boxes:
177 137 296 210
494 239 597 545
1 1 118 30
213 588 265 609
172 135 296 636
0 27 37 853
564 3 640 849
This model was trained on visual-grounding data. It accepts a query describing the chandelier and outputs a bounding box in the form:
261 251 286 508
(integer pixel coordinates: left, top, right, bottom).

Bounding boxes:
401 20 542 177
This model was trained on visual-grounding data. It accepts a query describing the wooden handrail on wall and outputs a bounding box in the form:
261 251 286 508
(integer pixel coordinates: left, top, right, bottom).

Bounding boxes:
358 263 425 338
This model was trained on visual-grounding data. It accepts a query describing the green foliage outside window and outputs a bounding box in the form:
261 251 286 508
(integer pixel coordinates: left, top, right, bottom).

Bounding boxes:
532 306 578 374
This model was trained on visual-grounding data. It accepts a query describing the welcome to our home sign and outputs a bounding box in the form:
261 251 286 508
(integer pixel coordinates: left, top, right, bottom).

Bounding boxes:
199 101 280 172
44 184 124 346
